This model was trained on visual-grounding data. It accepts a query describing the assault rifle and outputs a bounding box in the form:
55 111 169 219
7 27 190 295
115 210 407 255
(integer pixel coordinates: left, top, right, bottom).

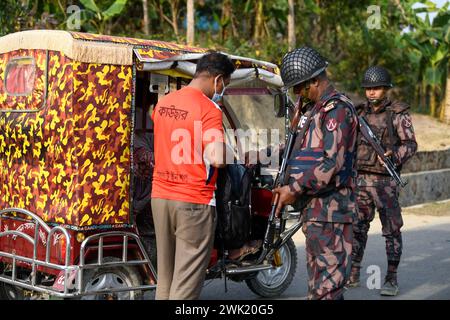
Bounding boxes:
261 95 304 252
358 116 407 187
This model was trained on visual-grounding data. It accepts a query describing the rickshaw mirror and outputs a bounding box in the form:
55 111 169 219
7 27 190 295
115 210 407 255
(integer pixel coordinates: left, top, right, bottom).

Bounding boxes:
273 93 287 118
149 73 169 94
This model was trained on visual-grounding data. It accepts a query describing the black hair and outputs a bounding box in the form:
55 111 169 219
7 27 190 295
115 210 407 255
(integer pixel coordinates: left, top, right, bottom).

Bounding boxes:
194 52 235 79
301 71 327 89
315 70 328 81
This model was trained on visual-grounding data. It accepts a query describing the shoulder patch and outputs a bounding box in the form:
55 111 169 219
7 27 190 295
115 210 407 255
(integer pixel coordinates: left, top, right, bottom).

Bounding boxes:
323 101 336 112
326 118 338 131
402 117 412 128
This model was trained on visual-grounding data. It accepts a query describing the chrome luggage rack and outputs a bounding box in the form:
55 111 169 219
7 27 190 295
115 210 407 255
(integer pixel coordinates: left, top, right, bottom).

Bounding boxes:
0 208 157 298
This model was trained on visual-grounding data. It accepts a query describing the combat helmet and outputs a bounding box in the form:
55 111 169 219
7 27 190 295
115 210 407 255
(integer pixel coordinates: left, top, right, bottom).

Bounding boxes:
361 66 393 88
280 46 328 90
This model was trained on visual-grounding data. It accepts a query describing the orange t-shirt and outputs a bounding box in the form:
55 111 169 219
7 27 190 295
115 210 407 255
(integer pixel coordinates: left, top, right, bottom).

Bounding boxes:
151 86 224 205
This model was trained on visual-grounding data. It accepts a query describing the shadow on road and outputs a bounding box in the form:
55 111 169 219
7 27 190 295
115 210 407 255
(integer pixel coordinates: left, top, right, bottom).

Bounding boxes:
200 222 450 300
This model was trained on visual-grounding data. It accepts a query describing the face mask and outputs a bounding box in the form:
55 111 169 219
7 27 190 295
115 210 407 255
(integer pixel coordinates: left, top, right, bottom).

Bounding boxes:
212 76 226 103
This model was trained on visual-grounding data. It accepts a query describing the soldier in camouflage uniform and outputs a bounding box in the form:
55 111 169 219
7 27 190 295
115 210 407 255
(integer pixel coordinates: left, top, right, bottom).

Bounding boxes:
347 66 417 296
274 47 358 300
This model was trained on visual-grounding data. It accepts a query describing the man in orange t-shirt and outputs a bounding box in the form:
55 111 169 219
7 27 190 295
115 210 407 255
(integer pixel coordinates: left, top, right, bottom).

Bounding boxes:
151 52 235 300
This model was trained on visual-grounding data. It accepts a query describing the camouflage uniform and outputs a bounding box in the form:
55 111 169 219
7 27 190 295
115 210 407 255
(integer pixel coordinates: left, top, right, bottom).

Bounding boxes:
352 99 417 273
288 85 358 300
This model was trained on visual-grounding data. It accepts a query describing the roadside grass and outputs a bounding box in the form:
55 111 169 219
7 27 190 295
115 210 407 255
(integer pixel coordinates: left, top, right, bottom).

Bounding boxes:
403 199 450 216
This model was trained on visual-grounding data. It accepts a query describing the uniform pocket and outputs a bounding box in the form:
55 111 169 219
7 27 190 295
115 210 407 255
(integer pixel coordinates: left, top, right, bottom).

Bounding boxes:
357 143 378 166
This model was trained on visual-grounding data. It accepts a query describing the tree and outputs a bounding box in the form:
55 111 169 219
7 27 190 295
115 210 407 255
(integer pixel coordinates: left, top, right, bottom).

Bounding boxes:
443 74 450 123
72 0 128 34
0 0 446 121
142 0 150 35
186 0 195 45
253 0 264 44
219 0 237 42
401 1 450 119
287 0 296 50
153 0 181 39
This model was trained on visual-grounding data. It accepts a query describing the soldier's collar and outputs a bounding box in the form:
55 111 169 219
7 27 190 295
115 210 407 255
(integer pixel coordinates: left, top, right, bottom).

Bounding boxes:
319 85 337 105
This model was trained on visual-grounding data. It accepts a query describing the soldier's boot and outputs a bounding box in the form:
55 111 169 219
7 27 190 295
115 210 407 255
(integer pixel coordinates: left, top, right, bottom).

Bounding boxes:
346 265 361 288
380 273 399 296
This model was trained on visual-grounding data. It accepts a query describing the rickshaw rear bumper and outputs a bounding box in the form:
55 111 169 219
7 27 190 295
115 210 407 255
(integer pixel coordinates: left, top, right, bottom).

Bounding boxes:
0 208 157 298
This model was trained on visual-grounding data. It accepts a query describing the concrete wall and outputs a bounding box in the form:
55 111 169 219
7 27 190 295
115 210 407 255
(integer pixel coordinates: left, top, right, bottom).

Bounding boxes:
399 148 450 206
399 168 450 207
402 148 450 173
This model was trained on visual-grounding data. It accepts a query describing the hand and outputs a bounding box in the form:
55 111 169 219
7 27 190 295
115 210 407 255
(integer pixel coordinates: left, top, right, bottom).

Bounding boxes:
272 185 297 217
378 150 393 166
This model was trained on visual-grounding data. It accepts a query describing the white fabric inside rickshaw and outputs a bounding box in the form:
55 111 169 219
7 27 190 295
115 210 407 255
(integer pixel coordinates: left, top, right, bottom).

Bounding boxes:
133 48 283 88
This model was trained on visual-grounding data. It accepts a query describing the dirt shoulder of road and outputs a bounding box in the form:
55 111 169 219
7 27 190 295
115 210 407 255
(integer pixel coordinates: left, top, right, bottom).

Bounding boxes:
403 199 450 217
411 113 450 151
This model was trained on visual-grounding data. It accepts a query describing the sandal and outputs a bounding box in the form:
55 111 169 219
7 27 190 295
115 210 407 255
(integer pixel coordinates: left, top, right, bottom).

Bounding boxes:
228 240 262 261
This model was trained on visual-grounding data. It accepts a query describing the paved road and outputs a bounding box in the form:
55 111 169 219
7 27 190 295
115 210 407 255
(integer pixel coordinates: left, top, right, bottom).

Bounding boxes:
199 214 450 300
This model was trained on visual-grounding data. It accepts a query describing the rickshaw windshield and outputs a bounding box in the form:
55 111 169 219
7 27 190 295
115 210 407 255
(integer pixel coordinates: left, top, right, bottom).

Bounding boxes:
223 87 285 155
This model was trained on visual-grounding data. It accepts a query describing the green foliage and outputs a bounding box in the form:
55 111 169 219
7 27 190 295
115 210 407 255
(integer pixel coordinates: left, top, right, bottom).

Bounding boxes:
0 0 447 118
0 0 26 36
400 1 449 116
68 0 128 33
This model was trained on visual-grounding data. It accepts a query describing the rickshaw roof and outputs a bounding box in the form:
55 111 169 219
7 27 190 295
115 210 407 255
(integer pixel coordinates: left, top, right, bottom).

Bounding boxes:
0 30 279 74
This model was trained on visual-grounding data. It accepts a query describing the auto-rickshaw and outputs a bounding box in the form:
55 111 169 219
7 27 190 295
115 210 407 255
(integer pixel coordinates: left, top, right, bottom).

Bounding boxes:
0 30 298 300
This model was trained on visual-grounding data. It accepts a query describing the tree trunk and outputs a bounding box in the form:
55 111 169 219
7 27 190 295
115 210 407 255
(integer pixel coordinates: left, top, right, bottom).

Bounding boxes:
420 82 427 112
253 0 264 43
156 0 179 38
311 0 322 45
413 84 420 113
170 0 180 37
230 5 238 38
440 74 450 123
186 0 195 45
288 0 296 50
221 0 233 42
142 0 150 35
430 85 437 117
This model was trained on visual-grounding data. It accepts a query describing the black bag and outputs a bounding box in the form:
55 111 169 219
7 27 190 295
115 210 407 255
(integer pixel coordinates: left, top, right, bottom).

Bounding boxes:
215 164 253 249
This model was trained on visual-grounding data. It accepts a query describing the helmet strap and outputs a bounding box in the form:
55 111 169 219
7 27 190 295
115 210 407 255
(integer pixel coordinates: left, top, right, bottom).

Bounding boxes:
368 96 387 107
368 98 381 105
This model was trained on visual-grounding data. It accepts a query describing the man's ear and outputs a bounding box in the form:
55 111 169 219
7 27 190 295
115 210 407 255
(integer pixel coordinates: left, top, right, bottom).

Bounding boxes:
223 76 231 86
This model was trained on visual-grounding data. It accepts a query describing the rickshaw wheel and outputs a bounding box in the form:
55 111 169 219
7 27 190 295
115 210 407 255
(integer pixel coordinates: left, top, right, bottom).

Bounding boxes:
0 283 25 300
79 257 143 300
245 238 297 298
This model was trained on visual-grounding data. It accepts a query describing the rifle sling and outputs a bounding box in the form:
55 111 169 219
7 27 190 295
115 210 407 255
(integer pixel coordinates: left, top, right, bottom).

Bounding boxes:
386 107 395 153
283 107 316 185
